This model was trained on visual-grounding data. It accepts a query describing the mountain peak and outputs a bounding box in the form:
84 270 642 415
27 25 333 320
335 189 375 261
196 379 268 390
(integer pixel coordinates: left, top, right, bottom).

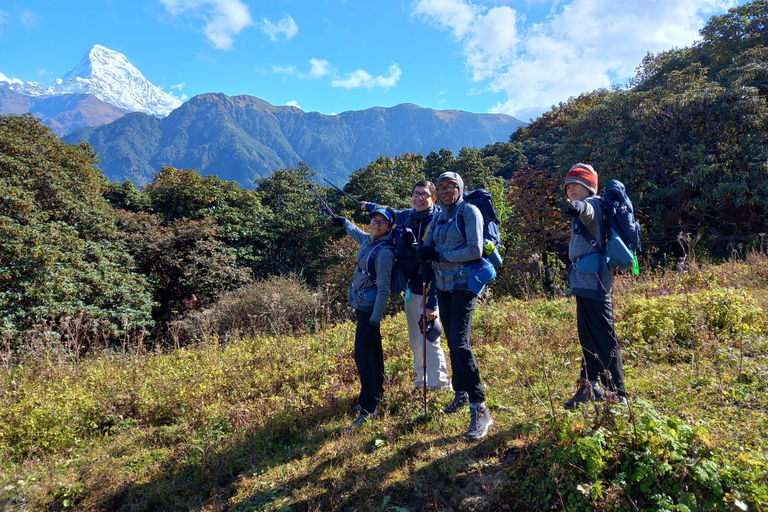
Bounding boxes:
49 45 182 117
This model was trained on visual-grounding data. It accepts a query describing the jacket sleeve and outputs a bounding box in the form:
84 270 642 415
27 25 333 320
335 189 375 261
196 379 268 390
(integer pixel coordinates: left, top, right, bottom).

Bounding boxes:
344 219 370 245
369 247 395 325
441 204 483 263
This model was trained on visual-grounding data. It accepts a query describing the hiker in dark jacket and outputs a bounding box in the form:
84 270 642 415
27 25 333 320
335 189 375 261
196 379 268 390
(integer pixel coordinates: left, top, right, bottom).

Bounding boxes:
563 163 627 409
361 180 451 391
416 171 493 441
330 206 397 431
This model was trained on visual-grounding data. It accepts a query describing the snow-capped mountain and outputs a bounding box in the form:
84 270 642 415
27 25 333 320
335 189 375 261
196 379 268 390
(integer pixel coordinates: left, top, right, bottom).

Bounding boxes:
48 45 182 116
0 72 49 97
0 45 183 119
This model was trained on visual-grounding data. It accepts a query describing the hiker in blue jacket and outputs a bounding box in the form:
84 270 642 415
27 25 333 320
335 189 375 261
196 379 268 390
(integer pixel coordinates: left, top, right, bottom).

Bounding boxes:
563 163 627 409
416 172 493 441
330 206 398 431
361 180 451 392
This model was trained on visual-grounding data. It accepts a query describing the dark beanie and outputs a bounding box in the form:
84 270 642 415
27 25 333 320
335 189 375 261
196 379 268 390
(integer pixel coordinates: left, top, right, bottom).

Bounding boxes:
564 163 598 195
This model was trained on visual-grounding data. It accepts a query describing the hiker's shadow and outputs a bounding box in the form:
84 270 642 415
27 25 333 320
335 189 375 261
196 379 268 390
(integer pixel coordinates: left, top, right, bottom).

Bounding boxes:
96 396 355 511
239 411 531 512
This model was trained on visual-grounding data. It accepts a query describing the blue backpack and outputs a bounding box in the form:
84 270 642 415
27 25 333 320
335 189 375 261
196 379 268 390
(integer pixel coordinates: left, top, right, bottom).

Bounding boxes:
578 179 641 272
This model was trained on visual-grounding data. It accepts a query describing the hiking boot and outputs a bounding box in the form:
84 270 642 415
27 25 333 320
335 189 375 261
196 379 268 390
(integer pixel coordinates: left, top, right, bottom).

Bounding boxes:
443 391 469 414
564 379 604 410
467 403 493 441
346 409 377 432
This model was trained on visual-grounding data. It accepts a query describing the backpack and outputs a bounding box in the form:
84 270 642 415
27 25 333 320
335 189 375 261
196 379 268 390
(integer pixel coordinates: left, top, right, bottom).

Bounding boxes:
456 189 502 247
577 179 641 273
365 236 408 295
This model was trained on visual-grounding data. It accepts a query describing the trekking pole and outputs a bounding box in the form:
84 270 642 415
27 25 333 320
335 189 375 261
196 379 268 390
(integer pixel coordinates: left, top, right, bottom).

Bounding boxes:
421 262 428 418
322 178 362 205
309 184 336 216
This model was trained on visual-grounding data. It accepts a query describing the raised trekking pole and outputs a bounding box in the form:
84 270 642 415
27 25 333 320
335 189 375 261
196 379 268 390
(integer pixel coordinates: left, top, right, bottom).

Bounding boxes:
322 178 362 205
309 184 336 216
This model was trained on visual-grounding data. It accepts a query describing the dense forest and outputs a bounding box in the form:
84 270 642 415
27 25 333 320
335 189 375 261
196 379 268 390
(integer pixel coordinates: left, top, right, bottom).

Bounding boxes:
1 1 767 350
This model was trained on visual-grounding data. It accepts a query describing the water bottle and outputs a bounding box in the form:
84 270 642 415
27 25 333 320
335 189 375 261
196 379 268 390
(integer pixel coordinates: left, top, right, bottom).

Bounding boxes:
483 239 503 267
405 286 411 303
632 252 640 275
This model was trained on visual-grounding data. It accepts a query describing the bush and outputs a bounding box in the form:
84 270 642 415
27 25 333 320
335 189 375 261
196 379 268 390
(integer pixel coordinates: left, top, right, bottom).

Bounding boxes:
176 274 321 342
616 288 765 363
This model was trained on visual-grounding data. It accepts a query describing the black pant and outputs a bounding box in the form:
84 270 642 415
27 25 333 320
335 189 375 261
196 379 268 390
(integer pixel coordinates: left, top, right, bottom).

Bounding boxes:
436 289 485 404
354 310 384 413
576 296 626 396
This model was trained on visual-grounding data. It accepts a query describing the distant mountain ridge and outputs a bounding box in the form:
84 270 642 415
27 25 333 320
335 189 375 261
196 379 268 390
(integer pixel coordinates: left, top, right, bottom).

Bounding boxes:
2 44 524 184
64 92 525 185
0 45 182 134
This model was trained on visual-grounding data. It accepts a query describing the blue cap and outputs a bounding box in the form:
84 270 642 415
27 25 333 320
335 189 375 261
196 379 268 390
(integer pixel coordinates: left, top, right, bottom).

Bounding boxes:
370 207 394 224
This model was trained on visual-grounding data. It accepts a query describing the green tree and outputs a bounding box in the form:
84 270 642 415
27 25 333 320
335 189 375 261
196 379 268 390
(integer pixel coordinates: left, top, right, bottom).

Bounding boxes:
255 163 328 280
143 166 273 270
0 114 154 334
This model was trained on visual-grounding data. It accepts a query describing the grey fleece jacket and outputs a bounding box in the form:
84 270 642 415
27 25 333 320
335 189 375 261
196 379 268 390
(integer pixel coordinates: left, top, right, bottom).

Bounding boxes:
423 199 483 292
344 219 395 325
568 196 613 301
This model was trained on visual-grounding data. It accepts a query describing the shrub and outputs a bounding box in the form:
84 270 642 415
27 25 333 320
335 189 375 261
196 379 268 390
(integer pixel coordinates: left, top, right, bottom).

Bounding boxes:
616 288 765 362
177 274 320 342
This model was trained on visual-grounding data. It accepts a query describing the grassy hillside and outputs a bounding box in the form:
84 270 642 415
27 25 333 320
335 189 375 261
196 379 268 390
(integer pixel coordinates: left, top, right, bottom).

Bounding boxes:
1 256 767 511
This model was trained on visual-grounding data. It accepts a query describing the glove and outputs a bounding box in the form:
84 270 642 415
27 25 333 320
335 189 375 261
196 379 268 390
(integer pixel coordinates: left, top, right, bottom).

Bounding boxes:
417 246 440 262
401 228 415 248
563 200 587 218
329 215 346 227
365 323 382 344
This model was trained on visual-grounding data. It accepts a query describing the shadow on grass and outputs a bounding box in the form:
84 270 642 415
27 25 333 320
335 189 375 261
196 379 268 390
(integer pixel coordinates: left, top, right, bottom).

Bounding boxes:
91 392 538 512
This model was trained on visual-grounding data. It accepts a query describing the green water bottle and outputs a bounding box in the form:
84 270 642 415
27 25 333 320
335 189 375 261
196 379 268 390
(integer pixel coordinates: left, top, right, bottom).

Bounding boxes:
632 252 640 275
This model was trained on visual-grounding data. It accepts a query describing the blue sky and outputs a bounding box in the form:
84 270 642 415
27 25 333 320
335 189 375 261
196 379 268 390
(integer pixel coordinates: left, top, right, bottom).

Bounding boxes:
0 0 748 121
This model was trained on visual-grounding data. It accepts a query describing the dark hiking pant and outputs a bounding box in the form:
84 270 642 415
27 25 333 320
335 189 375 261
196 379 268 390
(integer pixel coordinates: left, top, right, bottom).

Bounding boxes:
576 296 626 396
436 289 485 404
355 310 384 413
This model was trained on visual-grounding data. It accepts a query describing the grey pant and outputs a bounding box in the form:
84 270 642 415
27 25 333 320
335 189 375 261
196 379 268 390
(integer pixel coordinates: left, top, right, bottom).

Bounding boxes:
404 293 450 389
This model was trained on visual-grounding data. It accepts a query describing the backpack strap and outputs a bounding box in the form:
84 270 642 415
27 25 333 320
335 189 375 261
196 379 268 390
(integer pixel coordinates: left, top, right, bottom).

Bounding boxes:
455 202 469 242
365 240 396 284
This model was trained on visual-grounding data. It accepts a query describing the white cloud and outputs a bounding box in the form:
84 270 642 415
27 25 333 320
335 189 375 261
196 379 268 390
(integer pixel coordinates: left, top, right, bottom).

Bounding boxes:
286 100 301 108
415 0 740 120
309 58 332 78
332 64 402 89
160 0 253 50
20 9 40 27
261 14 299 41
415 0 519 81
272 64 299 75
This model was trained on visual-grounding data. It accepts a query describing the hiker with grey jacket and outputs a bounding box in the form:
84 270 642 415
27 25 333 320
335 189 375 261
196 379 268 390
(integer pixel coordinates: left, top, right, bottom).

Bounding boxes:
360 180 451 392
563 163 627 409
330 207 398 431
416 172 493 441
